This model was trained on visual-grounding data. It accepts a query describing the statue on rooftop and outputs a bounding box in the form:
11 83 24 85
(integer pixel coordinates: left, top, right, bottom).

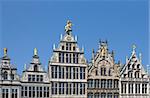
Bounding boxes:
65 20 72 34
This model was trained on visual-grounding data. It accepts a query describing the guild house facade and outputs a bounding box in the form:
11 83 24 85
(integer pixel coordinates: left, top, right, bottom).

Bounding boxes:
0 21 149 98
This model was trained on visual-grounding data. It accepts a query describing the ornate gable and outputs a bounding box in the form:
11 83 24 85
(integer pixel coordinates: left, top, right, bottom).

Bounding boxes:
50 20 86 64
120 45 148 79
88 41 120 79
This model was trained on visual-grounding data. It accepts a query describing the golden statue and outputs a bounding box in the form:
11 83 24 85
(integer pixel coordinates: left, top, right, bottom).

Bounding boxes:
65 20 72 33
3 48 7 56
34 48 38 56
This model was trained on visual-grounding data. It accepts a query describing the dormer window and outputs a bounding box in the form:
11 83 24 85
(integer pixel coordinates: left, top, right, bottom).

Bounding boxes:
34 65 38 71
3 71 8 80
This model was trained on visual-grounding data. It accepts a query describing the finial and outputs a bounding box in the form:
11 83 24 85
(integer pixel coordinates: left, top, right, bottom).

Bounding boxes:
139 53 142 63
24 63 27 71
75 35 77 41
34 48 38 56
53 44 56 50
65 20 72 34
3 48 7 56
82 46 84 52
132 44 136 51
60 34 63 40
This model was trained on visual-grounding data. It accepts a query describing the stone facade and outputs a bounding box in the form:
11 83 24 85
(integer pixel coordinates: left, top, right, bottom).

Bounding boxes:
0 21 149 98
87 41 120 98
120 46 149 98
48 21 87 98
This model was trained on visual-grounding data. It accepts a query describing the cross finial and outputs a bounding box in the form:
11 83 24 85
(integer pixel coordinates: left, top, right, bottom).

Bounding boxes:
34 48 38 56
3 48 7 56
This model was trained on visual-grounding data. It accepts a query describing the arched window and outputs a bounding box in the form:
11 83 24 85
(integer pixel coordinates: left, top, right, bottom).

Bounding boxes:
4 71 8 80
34 65 38 71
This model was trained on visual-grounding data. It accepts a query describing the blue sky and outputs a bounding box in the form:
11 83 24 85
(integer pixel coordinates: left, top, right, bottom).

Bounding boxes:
0 0 149 74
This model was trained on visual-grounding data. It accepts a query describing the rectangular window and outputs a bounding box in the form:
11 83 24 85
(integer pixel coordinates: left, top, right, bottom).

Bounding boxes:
28 75 31 82
66 67 69 79
33 87 35 97
66 83 68 95
32 75 35 82
47 87 49 97
29 87 31 97
40 87 42 97
40 75 43 82
66 43 68 50
51 66 54 78
66 53 68 63
37 75 40 81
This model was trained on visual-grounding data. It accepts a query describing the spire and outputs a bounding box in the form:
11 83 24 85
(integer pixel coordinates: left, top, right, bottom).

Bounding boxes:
3 48 7 56
65 20 72 35
34 48 38 56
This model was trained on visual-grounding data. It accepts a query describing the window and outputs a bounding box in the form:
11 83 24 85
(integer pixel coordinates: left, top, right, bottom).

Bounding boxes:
62 45 64 50
73 46 75 51
69 43 71 50
28 75 31 82
142 83 147 94
47 87 49 97
29 87 31 97
25 87 27 96
66 67 69 79
94 93 100 98
88 92 93 98
40 75 43 82
66 83 68 94
37 75 40 81
11 74 14 80
107 79 112 88
3 71 8 80
135 71 140 78
108 69 111 76
107 93 112 98
95 79 99 88
52 83 54 94
66 43 68 50
40 87 42 97
137 64 140 69
73 67 75 79
101 79 106 88
32 75 35 82
2 89 9 98
32 87 35 97
101 67 106 76
66 53 68 63
34 65 38 71
128 71 132 78
95 69 98 76
88 79 93 88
